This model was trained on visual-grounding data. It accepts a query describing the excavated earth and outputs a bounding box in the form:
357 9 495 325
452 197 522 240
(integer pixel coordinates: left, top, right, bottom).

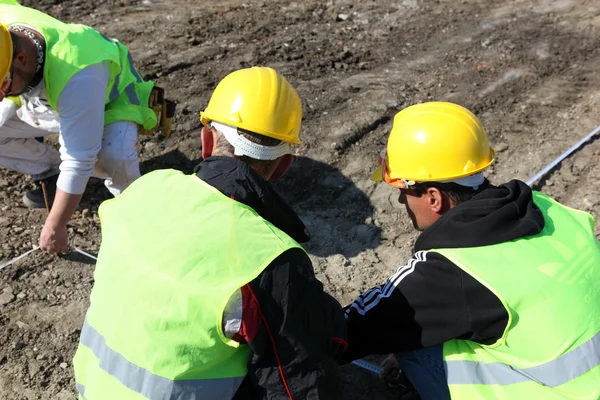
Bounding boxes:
1 0 599 398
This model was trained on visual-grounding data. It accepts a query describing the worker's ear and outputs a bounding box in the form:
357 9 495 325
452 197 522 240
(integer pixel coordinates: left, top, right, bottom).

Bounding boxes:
13 48 28 70
270 154 294 180
425 187 449 214
201 127 217 159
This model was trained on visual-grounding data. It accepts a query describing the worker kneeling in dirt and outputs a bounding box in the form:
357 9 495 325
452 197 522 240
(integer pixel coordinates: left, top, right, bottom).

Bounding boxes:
343 102 600 400
73 67 347 399
0 1 159 254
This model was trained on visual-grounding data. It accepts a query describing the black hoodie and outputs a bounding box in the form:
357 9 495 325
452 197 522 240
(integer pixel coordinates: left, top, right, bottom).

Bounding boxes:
342 180 546 362
195 157 347 399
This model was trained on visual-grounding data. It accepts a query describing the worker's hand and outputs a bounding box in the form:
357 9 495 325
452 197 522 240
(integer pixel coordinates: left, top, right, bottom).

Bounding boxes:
39 219 69 254
379 353 400 382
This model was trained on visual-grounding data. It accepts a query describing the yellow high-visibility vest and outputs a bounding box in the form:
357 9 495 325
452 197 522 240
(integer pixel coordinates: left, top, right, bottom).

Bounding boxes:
436 192 600 399
73 169 303 399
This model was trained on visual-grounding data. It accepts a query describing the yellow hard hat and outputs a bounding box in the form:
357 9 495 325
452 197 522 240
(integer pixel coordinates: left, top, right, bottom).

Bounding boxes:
200 67 302 144
372 102 495 187
0 22 13 84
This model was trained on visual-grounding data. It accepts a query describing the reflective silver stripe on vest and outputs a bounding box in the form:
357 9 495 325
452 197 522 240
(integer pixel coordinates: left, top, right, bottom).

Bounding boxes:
76 382 87 400
445 330 600 387
124 83 140 106
127 51 143 83
99 32 122 103
98 32 142 103
109 72 120 102
80 319 244 399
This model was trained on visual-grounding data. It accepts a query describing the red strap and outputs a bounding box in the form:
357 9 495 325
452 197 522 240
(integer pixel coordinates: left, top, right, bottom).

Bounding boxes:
246 284 294 400
333 337 348 352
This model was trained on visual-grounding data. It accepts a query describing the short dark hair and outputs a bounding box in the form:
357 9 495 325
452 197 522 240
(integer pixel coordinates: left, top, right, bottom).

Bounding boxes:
411 178 492 205
212 127 283 174
9 31 21 57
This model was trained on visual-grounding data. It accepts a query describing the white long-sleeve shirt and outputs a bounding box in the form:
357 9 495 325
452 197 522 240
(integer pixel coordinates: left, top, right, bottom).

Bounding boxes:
19 62 110 194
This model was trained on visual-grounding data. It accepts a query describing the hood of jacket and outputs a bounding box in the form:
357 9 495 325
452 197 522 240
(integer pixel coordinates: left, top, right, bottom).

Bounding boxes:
194 156 310 243
415 180 546 251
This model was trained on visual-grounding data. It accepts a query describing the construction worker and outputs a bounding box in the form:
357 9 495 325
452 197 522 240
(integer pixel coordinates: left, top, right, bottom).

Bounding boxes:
343 102 600 399
0 0 158 254
72 67 347 399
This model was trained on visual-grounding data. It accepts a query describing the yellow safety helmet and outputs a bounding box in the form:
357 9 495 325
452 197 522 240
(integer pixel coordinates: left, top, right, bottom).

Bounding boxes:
0 22 13 84
372 102 495 187
200 66 303 144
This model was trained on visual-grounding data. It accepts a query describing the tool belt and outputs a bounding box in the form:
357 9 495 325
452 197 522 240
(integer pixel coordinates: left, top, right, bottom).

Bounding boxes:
140 86 176 137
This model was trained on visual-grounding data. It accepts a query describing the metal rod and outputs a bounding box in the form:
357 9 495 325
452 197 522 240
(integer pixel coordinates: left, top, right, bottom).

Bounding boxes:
526 124 600 187
41 180 50 213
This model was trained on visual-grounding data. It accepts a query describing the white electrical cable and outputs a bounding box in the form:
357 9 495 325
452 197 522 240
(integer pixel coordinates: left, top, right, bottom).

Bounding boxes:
526 124 600 187
69 246 98 261
0 245 97 273
0 246 39 271
351 359 382 375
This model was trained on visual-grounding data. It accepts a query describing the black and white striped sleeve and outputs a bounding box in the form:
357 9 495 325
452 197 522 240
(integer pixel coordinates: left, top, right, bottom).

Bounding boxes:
341 250 507 363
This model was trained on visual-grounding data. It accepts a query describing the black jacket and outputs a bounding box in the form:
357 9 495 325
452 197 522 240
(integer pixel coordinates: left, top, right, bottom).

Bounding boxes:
343 180 545 361
195 157 347 399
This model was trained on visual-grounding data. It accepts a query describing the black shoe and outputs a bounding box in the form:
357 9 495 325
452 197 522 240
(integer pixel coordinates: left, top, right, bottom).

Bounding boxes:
23 174 58 209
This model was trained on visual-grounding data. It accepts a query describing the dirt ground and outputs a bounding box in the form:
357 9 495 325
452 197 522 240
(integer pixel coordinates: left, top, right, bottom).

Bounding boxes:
0 0 599 398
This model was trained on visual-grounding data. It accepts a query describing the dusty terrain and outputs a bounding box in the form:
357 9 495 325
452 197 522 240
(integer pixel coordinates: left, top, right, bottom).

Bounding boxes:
0 0 599 398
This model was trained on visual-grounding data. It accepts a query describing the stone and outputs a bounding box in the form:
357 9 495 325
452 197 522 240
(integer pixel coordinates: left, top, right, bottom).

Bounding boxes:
16 321 28 329
13 342 26 350
0 288 15 305
144 142 157 151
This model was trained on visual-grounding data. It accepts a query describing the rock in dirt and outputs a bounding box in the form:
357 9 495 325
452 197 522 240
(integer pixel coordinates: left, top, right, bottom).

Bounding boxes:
15 321 29 329
0 288 15 305
12 342 25 351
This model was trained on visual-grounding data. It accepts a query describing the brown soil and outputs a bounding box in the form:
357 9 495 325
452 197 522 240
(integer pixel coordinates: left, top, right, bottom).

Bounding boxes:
1 0 599 399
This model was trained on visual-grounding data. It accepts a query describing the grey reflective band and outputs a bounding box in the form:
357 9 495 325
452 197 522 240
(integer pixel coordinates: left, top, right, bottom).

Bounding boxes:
80 319 244 399
127 51 143 83
124 83 140 106
445 330 600 387
109 72 120 102
100 32 121 103
76 382 87 400
99 33 142 104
